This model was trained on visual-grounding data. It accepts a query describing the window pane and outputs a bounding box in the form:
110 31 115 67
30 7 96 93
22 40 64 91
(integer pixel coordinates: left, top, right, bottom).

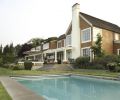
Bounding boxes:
82 48 90 56
82 28 91 42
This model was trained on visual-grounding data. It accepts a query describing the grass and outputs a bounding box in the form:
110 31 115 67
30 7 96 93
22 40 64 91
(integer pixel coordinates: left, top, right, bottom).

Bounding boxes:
0 83 12 100
0 67 118 78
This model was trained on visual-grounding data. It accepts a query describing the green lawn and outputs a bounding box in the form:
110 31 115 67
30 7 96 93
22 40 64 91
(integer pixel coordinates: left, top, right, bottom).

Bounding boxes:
0 83 12 100
0 67 119 78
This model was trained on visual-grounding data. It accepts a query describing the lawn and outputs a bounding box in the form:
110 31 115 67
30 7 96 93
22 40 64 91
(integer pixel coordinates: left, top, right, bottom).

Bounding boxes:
0 82 12 100
0 67 119 78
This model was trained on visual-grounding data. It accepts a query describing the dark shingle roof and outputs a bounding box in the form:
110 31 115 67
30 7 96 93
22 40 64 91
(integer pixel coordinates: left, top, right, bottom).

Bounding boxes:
58 34 66 40
44 37 57 43
80 12 120 34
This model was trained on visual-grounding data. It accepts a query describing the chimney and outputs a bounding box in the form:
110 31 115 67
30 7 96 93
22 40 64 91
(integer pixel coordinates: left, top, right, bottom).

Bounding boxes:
71 3 81 59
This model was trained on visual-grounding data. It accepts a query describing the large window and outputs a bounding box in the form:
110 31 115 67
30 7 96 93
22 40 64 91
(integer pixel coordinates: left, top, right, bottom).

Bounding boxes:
82 47 90 56
81 28 91 43
66 35 71 46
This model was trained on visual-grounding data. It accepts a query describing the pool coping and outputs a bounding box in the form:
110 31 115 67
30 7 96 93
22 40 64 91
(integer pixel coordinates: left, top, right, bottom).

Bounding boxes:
0 76 45 100
0 74 119 100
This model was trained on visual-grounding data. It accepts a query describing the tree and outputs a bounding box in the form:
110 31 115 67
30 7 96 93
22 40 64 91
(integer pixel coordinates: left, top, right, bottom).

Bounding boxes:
91 33 104 58
2 43 16 64
18 43 32 58
0 45 3 65
27 38 43 47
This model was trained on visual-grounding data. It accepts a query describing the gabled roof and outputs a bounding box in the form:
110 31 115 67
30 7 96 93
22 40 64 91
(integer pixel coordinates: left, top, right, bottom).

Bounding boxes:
80 12 120 34
44 37 57 43
58 34 66 40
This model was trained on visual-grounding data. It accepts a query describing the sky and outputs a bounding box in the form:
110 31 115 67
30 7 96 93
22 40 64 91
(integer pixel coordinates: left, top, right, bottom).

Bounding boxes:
0 0 120 47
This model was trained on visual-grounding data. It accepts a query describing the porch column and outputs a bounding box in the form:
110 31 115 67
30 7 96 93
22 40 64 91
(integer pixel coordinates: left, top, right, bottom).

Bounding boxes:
63 49 67 62
54 51 57 63
33 55 36 61
41 53 44 62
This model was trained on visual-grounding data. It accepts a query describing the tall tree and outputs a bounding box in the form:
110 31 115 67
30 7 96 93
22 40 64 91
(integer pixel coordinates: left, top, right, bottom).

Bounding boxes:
18 43 32 58
91 33 104 57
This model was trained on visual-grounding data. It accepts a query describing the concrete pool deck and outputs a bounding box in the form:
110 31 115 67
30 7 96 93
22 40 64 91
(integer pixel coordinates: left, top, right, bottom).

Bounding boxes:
0 76 45 100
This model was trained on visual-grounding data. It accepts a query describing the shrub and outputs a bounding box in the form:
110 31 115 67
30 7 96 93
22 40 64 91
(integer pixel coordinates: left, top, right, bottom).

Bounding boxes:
107 62 117 72
93 55 118 69
74 57 90 68
11 65 20 70
24 61 33 70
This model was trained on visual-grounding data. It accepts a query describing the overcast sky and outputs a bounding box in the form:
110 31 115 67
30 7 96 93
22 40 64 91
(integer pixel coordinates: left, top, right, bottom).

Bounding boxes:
0 0 120 46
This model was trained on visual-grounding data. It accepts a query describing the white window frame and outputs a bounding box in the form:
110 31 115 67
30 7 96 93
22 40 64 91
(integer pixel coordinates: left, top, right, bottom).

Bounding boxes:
81 27 91 43
81 47 91 57
57 40 62 48
66 34 71 46
117 49 120 55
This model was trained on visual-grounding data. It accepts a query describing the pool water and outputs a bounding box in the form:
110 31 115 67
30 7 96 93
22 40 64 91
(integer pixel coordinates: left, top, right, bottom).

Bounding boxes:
16 76 120 100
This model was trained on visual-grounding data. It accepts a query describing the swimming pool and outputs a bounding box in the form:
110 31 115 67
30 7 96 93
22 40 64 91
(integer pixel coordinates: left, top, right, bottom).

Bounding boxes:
14 75 120 100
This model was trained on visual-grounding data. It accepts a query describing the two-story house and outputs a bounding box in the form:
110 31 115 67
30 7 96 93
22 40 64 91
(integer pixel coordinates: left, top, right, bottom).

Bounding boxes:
24 3 120 64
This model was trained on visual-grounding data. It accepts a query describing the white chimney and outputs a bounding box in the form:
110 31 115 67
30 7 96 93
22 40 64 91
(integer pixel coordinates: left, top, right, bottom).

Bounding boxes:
71 3 81 59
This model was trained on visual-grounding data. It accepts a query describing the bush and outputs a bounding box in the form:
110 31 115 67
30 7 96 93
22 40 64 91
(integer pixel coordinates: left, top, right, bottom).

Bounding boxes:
107 62 117 72
24 61 33 70
74 57 90 68
11 65 20 70
93 55 118 69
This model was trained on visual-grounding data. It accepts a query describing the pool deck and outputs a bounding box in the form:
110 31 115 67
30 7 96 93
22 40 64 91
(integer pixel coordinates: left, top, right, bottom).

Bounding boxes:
0 76 45 100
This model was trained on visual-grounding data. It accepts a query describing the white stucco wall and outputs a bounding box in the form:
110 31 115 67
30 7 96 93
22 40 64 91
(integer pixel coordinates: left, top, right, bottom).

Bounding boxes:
43 43 49 50
93 27 102 41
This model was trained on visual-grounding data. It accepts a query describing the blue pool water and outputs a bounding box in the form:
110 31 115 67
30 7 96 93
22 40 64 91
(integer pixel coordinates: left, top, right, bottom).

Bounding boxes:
15 76 120 100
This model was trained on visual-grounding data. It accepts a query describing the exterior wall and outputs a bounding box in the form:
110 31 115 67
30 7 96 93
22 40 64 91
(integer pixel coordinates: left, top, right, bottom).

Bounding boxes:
80 17 91 30
93 27 102 41
49 40 57 49
43 43 49 50
80 17 92 49
113 43 120 55
102 29 114 54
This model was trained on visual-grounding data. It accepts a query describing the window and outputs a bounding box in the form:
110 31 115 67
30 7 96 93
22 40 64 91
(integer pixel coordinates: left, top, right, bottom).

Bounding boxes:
57 41 62 48
43 43 49 50
82 47 90 56
82 28 91 43
117 49 120 55
66 35 71 46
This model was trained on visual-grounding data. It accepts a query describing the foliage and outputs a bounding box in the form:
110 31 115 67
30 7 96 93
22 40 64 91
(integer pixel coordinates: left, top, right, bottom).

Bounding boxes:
27 38 44 47
2 43 16 64
74 57 90 68
24 61 33 70
107 62 117 72
91 33 104 57
17 43 32 58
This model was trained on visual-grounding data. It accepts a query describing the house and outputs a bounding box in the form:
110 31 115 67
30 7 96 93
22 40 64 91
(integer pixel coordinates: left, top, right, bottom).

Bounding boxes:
24 3 120 64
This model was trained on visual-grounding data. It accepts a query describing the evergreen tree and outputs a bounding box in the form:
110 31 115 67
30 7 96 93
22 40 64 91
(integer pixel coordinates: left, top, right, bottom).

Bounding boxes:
91 33 104 58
